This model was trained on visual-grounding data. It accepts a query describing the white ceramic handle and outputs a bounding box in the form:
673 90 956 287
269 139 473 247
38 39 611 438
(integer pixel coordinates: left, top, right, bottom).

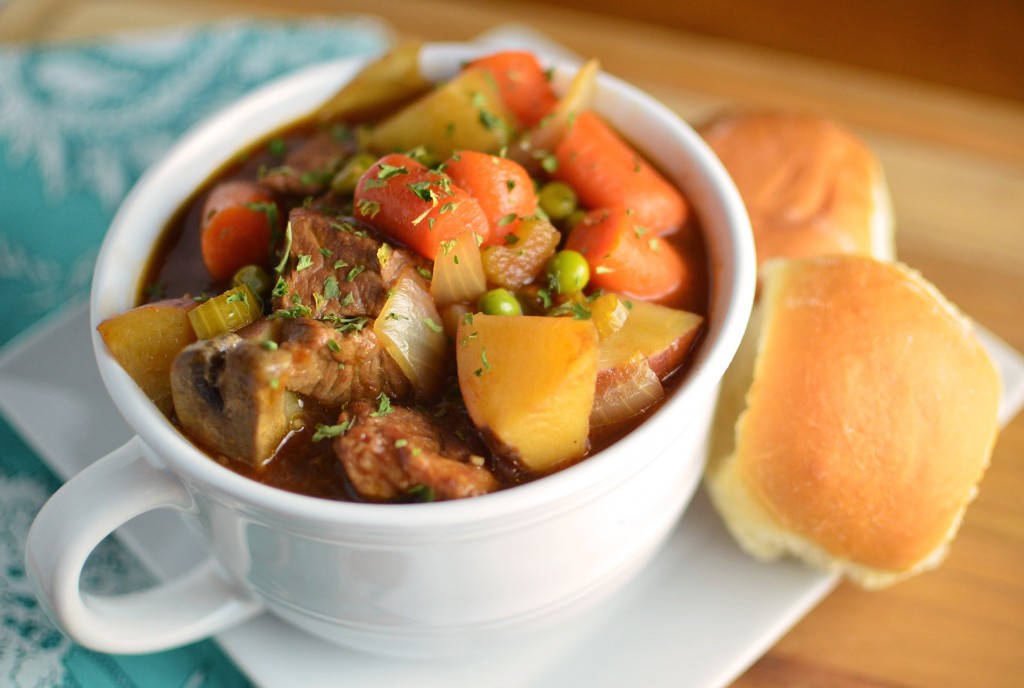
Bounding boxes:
25 436 264 653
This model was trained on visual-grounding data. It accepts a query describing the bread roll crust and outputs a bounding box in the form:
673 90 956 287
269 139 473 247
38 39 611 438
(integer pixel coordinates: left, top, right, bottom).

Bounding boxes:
709 256 1000 586
698 112 894 265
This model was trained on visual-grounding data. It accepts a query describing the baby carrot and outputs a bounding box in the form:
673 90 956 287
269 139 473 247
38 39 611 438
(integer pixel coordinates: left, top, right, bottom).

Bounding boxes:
565 208 689 304
468 50 558 128
553 111 688 235
199 181 278 281
354 153 491 258
442 150 537 245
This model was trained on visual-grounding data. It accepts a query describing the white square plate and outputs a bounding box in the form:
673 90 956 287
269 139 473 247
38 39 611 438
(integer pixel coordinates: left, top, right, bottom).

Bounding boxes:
2 301 1022 687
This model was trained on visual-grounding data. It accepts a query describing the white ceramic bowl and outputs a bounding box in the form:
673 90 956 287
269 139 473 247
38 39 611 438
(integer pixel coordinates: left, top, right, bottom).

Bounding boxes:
26 43 755 658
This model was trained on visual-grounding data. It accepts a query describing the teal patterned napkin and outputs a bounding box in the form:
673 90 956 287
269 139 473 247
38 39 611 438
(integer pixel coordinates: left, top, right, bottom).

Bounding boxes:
0 16 390 687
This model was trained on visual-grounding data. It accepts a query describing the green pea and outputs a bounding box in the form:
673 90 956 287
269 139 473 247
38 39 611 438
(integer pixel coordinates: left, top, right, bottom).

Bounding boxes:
546 250 590 294
232 264 273 297
331 152 377 195
478 288 522 316
538 181 578 220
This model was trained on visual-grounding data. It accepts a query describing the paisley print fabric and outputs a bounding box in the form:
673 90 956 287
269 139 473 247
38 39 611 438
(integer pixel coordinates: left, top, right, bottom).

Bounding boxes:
0 17 389 687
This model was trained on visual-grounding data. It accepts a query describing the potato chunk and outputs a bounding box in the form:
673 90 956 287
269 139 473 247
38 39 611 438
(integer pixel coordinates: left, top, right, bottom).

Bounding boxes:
96 298 198 416
597 299 703 387
367 68 515 160
456 314 599 472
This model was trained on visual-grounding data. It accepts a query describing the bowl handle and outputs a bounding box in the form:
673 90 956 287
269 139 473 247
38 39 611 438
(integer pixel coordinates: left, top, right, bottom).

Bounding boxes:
25 435 265 653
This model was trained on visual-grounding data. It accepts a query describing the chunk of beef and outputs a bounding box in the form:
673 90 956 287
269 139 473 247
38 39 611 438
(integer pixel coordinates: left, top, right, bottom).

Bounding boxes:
273 208 427 320
260 130 354 197
280 317 411 408
170 334 293 466
334 399 499 502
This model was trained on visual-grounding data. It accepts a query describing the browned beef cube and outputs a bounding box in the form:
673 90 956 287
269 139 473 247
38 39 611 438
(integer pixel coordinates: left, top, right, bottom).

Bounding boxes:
280 318 411 409
273 208 428 321
260 130 354 197
334 400 499 502
273 208 388 318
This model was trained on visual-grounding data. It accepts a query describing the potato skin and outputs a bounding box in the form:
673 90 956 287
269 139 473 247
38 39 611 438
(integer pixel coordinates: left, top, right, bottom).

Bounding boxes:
596 300 703 394
96 298 198 416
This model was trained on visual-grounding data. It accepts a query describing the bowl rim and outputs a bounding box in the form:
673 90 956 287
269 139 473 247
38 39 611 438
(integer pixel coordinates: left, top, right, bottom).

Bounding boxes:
90 42 755 530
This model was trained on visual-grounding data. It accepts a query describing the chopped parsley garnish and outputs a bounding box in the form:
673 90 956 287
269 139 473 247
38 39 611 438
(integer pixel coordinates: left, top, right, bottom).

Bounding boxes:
356 199 381 218
324 315 369 332
377 163 409 180
323 275 341 300
268 138 287 156
244 202 279 233
273 222 293 273
312 419 354 442
406 181 435 203
326 339 341 353
408 484 435 503
370 392 393 417
474 348 491 377
295 254 314 272
268 304 312 320
346 265 365 282
422 317 443 333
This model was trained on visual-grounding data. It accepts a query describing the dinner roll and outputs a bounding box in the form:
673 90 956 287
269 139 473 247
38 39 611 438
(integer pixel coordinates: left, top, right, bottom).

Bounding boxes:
706 255 1000 588
697 111 895 264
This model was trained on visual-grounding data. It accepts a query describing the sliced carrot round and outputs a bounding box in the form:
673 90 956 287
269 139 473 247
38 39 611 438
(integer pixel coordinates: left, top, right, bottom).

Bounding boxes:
201 205 274 281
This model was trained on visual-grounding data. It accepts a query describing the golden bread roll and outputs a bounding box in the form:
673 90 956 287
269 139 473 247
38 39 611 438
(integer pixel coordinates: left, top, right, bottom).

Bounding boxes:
697 111 895 264
706 255 1000 588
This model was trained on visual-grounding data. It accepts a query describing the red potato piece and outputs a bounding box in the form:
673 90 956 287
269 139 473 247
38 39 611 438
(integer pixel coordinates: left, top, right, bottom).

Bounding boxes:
553 111 688 234
96 298 199 416
596 299 703 387
353 153 491 259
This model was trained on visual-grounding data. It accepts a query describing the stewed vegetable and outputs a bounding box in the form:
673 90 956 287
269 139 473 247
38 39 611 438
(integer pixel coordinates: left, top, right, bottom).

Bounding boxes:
98 46 710 502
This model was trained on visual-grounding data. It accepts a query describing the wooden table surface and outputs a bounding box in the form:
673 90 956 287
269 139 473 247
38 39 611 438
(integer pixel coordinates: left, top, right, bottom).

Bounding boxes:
4 1 1023 686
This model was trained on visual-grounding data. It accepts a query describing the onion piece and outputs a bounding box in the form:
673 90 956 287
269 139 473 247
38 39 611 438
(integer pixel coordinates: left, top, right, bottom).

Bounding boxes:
591 353 665 427
509 58 599 173
374 265 448 397
430 231 487 308
588 292 630 339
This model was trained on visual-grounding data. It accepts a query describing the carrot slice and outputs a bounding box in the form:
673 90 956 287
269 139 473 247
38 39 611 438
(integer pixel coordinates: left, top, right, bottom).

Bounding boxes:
468 50 558 128
200 180 273 230
354 153 491 258
442 150 537 245
565 208 689 304
201 205 275 281
553 111 688 234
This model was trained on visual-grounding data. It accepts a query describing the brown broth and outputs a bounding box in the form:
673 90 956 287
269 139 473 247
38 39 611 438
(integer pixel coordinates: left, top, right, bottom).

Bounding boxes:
141 117 712 502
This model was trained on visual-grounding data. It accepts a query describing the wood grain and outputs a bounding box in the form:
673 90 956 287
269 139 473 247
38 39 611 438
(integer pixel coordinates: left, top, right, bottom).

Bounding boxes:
3 1 1023 686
